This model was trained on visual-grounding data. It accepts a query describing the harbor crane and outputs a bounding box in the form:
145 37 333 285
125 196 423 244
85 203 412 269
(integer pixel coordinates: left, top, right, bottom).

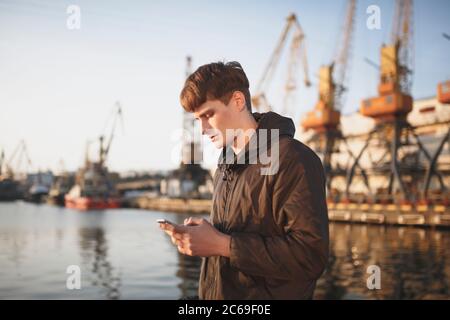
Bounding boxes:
347 0 447 204
300 0 359 194
252 13 311 116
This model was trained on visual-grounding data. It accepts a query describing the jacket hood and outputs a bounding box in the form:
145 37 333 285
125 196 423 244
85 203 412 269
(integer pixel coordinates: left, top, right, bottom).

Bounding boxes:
252 111 296 138
218 111 296 173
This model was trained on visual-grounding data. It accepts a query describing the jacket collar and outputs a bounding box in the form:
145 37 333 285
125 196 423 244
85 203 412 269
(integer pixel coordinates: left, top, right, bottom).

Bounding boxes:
218 111 295 174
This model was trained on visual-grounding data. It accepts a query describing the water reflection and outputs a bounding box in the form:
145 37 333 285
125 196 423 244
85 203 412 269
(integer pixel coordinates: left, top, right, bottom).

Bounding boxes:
77 213 122 299
314 223 450 299
170 214 202 299
0 202 449 299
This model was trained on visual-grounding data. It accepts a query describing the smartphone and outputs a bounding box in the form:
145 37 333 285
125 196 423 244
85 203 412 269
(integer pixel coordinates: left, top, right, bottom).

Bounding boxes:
156 219 175 225
157 219 185 232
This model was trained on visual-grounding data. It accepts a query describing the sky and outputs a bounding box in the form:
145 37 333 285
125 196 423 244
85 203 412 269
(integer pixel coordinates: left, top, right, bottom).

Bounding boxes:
1 0 449 174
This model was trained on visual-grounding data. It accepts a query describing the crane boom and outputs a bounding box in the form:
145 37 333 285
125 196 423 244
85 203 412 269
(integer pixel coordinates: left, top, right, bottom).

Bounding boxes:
4 140 32 178
253 13 310 113
104 102 123 157
255 16 293 96
302 0 357 132
334 0 357 110
99 102 124 166
393 0 414 94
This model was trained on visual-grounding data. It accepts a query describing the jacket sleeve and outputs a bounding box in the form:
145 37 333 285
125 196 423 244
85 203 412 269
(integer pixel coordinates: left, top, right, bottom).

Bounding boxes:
229 148 329 281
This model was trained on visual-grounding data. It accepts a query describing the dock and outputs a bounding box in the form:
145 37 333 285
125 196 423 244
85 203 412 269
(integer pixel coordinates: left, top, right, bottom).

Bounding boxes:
327 202 450 228
126 196 450 228
126 196 211 214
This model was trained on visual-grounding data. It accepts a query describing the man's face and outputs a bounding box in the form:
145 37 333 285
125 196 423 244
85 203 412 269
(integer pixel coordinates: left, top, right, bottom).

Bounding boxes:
194 95 244 149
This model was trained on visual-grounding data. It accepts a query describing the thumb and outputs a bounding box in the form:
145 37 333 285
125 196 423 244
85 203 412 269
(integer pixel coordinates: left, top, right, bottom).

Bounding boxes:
185 217 205 226
164 222 188 234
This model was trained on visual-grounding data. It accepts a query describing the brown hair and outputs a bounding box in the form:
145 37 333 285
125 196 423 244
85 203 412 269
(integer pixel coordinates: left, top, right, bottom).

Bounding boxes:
180 61 252 113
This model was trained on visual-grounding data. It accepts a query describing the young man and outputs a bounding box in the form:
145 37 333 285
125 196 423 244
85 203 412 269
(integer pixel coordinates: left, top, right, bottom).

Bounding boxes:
160 61 329 299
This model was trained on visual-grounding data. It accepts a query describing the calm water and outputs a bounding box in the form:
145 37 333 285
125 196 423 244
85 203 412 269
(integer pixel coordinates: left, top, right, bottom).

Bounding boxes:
0 202 449 300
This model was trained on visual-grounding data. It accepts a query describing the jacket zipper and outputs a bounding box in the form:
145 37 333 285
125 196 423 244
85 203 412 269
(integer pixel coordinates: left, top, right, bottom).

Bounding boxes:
222 167 238 227
210 167 237 298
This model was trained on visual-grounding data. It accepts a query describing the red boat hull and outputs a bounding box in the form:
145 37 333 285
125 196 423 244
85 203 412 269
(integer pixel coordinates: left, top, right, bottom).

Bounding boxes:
65 195 121 210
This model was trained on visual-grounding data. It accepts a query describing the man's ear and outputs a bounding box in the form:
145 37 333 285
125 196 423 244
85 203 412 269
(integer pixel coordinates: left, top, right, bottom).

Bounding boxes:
232 91 247 112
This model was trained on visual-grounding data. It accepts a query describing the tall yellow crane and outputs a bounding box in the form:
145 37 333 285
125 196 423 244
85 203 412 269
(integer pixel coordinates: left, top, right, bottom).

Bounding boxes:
300 0 358 193
252 13 310 115
360 0 413 120
347 0 446 204
302 0 356 131
347 0 414 202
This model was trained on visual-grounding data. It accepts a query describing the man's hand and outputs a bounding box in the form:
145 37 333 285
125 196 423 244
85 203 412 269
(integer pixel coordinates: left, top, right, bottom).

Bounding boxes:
159 217 231 257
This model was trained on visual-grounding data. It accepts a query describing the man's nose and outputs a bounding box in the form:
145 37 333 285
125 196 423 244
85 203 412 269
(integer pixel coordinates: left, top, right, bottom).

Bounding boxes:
200 119 210 135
